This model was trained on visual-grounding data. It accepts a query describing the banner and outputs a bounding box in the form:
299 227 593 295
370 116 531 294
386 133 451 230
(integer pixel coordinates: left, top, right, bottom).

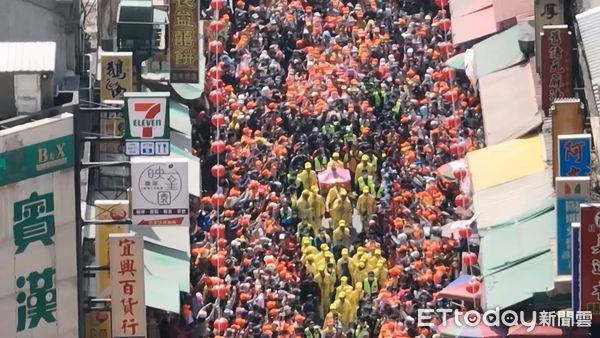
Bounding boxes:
557 134 592 177
0 113 78 337
109 234 146 338
169 0 199 83
535 0 564 72
100 52 133 103
555 177 590 275
540 25 572 113
94 201 129 298
123 92 170 156
131 157 190 227
573 222 581 311
579 204 600 322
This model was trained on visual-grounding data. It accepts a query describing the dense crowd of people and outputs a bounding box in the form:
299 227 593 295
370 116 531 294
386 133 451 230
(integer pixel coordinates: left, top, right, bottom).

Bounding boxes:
165 0 486 337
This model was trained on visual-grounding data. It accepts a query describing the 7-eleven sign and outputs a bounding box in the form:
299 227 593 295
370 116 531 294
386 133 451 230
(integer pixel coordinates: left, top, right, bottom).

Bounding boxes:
124 92 170 140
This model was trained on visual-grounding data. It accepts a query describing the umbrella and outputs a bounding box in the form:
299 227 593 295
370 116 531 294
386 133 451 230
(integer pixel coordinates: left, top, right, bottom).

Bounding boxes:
438 317 507 338
437 274 481 305
508 324 589 337
317 167 351 195
445 52 466 69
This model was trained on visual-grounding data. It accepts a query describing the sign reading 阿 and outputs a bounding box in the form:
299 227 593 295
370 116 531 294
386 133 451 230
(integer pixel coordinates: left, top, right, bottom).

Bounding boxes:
169 0 199 83
557 134 592 177
123 92 170 156
131 157 190 227
101 52 133 103
540 25 572 113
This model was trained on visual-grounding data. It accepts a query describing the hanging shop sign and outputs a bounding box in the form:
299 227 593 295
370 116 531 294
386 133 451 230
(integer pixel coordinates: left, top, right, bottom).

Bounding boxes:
169 0 200 83
557 134 592 177
85 311 111 338
123 92 170 156
540 25 572 113
109 233 146 338
131 157 190 227
535 0 564 73
555 177 590 275
573 222 581 312
579 204 600 322
101 52 133 104
0 113 78 337
99 110 124 154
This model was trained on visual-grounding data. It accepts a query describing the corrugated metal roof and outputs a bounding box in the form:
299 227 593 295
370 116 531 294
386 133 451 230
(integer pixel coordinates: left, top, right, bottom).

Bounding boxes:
0 42 56 73
577 6 600 83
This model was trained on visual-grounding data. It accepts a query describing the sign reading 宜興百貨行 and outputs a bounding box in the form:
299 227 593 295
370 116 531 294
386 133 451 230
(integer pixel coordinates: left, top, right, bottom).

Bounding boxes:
0 113 78 337
556 177 590 275
123 92 171 156
169 0 199 83
557 134 591 177
131 157 190 227
101 52 133 103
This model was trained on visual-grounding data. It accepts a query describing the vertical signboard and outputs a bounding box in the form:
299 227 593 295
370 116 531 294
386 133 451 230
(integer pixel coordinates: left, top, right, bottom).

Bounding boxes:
101 52 133 104
555 177 590 275
540 25 572 113
551 99 584 181
131 157 190 227
99 110 124 154
579 204 600 322
0 113 78 337
535 0 564 72
573 222 581 311
169 0 199 83
557 134 592 177
109 233 146 338
123 92 171 156
94 201 129 297
85 311 111 338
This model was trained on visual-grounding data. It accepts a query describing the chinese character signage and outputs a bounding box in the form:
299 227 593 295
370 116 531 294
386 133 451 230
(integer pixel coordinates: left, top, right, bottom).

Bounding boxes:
85 311 111 338
101 52 133 103
579 204 600 323
573 222 581 311
558 134 591 177
169 0 199 83
0 113 78 336
131 157 190 227
123 92 170 156
556 177 590 275
99 110 124 154
540 25 572 113
535 0 564 73
95 200 129 298
109 233 146 338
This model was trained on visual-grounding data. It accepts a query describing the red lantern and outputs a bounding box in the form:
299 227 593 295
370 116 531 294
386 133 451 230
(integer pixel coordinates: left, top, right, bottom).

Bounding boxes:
442 67 456 81
450 143 466 156
466 279 481 293
214 317 228 333
462 252 478 266
210 253 226 267
439 18 451 31
211 113 226 127
209 89 226 106
211 284 228 298
434 0 448 8
211 192 226 206
211 140 226 154
458 226 472 239
208 66 223 80
454 194 470 208
209 20 225 33
209 40 223 54
453 167 467 180
438 41 453 55
211 164 226 178
210 223 226 238
210 0 226 10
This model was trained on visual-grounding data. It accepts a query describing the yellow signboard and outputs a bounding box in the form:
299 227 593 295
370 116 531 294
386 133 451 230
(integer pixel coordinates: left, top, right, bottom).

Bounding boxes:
85 311 111 338
169 0 199 83
100 52 133 103
94 200 128 297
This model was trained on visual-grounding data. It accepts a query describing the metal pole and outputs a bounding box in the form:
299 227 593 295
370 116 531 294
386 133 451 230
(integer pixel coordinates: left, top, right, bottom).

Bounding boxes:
73 104 86 338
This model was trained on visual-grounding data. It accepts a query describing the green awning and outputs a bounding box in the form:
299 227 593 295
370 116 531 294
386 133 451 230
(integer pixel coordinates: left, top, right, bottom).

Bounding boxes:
445 52 466 69
482 251 554 311
473 26 525 79
145 273 180 313
170 100 191 136
144 242 190 293
170 144 201 196
172 83 203 100
479 206 555 276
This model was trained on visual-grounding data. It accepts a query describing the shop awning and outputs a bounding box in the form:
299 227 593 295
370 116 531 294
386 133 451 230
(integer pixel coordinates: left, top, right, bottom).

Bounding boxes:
145 273 180 313
170 144 201 197
479 204 554 276
479 62 541 146
450 0 492 17
467 135 545 192
473 170 553 230
482 251 554 311
132 225 190 263
492 0 533 23
172 83 203 100
472 26 524 79
452 6 498 45
170 100 192 136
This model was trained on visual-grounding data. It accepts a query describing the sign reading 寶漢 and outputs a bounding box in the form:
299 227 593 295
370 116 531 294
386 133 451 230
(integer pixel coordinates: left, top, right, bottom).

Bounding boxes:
109 233 146 338
540 25 572 113
131 157 190 227
556 177 590 275
557 134 592 177
101 52 133 103
0 113 78 337
535 0 564 73
123 92 170 156
169 0 199 83
579 204 600 322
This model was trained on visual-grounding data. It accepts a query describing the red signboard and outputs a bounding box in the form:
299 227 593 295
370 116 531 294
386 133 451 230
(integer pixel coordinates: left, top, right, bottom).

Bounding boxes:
169 0 199 83
579 204 600 323
540 25 572 114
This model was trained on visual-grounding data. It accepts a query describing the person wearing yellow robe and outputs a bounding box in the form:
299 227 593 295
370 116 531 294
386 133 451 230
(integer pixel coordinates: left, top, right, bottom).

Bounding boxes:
354 154 374 183
295 189 313 221
357 187 377 226
375 261 388 286
350 247 365 279
308 185 325 233
327 152 344 169
314 265 333 319
348 282 364 313
325 180 343 214
331 189 352 230
354 261 369 288
332 220 352 249
337 248 352 283
336 292 354 331
367 248 386 271
314 244 329 267
297 162 318 192
335 276 354 300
